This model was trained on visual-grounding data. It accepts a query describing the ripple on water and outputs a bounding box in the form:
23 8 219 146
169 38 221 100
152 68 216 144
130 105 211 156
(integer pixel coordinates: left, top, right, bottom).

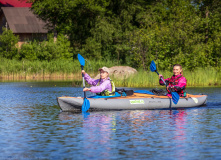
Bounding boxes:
0 83 221 159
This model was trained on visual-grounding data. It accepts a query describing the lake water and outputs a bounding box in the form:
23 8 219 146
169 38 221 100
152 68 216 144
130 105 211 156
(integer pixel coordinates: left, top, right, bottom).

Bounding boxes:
0 82 221 160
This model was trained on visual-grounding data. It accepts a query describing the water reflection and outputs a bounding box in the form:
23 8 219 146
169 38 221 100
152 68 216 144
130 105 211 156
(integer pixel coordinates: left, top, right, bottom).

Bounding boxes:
58 109 192 159
82 112 114 158
58 111 117 158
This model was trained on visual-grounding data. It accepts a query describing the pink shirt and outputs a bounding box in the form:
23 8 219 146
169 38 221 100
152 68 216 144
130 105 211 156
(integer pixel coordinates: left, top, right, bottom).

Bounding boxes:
159 74 187 96
84 73 112 93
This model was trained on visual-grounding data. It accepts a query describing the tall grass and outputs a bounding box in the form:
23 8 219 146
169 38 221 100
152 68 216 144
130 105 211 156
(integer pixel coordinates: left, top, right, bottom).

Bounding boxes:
113 68 221 87
0 58 118 81
184 67 220 86
0 58 220 86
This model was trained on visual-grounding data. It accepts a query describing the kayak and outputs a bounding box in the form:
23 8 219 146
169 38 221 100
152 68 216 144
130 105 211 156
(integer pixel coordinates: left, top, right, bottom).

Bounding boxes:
57 92 207 112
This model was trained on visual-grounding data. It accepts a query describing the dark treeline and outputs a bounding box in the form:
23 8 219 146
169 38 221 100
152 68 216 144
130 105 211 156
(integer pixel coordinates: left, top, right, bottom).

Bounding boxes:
1 0 221 71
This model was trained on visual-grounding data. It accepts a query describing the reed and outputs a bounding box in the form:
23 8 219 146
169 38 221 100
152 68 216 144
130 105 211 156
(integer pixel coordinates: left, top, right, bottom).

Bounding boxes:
184 67 221 86
113 68 221 87
0 58 220 86
0 58 118 81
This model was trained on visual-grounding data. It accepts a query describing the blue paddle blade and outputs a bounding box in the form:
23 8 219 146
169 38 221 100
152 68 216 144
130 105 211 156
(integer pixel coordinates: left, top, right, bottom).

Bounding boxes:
82 98 90 112
171 92 180 104
150 60 157 72
77 53 85 67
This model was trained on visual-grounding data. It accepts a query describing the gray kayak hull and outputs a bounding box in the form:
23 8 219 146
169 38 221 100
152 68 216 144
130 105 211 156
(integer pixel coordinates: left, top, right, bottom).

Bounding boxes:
57 93 207 112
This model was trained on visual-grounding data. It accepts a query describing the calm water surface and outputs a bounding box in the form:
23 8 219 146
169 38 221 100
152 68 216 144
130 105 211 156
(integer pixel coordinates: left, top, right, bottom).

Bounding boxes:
0 82 221 160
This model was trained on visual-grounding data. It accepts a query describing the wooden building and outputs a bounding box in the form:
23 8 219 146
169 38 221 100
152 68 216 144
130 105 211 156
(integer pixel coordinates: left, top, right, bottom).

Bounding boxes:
0 0 48 47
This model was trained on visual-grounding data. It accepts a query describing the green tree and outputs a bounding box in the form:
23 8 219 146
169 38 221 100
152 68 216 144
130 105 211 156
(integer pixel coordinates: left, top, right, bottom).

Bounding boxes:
19 34 73 61
0 27 19 59
128 0 221 70
194 0 221 67
30 0 109 48
30 0 153 61
27 0 221 69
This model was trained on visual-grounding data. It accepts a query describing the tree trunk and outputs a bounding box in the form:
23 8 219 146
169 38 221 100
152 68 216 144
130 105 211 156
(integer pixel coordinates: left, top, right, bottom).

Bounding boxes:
205 6 209 44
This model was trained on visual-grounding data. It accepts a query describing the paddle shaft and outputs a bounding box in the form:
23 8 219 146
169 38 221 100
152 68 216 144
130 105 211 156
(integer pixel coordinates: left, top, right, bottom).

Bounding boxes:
81 66 86 98
155 70 175 93
155 71 167 87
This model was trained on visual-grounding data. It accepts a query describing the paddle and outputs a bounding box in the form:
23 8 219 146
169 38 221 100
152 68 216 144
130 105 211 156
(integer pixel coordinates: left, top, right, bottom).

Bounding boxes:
150 60 180 104
77 53 90 112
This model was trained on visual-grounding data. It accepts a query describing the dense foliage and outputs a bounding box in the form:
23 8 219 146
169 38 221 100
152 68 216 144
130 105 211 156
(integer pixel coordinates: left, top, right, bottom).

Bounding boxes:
19 34 73 61
0 28 19 59
0 0 221 71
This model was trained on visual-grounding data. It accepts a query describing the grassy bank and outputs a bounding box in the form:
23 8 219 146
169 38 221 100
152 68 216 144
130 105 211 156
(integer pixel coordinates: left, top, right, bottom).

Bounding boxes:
0 58 117 81
0 58 220 87
112 67 221 87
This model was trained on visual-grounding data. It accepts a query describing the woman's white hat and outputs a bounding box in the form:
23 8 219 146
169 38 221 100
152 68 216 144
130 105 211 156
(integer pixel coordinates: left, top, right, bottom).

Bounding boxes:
98 67 110 74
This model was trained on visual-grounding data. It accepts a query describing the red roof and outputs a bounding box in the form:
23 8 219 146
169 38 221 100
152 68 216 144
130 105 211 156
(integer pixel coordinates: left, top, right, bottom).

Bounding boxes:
0 0 32 7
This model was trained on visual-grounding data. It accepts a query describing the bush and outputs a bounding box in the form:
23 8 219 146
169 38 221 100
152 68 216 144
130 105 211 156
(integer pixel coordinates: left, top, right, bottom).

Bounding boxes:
19 34 73 61
0 27 19 59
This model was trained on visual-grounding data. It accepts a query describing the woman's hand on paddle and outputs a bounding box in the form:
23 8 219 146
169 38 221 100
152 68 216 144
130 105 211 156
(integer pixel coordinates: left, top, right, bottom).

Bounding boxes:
159 74 163 79
83 88 91 92
167 86 174 91
82 70 86 75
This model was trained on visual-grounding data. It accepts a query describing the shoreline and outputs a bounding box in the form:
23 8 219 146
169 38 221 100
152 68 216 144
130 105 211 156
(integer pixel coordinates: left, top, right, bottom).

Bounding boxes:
0 58 220 87
0 73 220 87
0 73 81 81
